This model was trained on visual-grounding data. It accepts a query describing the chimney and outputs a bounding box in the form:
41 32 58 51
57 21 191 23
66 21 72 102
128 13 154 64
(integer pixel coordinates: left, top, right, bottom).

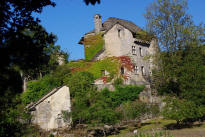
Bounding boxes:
94 14 102 34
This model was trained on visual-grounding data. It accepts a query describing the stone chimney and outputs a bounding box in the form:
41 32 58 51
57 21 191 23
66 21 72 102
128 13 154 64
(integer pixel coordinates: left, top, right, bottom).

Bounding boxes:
94 14 102 34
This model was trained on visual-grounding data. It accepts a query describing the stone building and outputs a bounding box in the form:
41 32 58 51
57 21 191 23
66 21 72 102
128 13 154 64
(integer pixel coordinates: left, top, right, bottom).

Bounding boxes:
79 14 158 86
27 86 71 130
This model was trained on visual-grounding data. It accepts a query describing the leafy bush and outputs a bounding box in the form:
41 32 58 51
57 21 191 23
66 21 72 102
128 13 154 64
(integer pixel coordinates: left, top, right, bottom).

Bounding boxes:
162 97 205 125
66 72 145 126
21 65 70 104
63 71 95 97
21 75 61 104
110 85 145 107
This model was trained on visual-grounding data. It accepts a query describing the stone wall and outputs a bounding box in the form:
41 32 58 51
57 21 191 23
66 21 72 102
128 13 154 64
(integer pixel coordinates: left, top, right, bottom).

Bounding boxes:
31 86 71 130
103 23 156 84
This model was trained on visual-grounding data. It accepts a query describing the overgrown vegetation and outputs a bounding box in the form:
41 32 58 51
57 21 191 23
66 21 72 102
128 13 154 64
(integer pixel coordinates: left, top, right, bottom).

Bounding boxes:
145 0 205 125
68 57 120 80
135 30 155 42
84 33 105 61
21 65 70 104
63 71 149 125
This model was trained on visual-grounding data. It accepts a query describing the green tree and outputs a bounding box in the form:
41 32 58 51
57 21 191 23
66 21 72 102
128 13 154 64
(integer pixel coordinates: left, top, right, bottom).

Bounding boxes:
145 0 205 96
162 97 205 126
145 0 205 123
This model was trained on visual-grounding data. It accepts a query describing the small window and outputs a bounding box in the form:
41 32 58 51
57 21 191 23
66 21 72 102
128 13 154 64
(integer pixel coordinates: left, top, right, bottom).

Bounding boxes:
132 46 136 55
139 47 143 56
101 70 105 76
121 67 124 75
141 66 145 75
134 66 139 74
118 29 121 37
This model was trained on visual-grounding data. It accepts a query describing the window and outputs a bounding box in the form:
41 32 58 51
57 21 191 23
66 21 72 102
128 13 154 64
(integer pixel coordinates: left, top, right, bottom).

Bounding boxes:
101 70 105 76
139 47 143 56
121 67 124 75
134 66 139 74
132 46 136 55
141 66 145 75
118 29 121 37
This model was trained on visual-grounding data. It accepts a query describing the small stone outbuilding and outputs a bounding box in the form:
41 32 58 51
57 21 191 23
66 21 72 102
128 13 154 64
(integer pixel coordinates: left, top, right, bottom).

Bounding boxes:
27 86 71 130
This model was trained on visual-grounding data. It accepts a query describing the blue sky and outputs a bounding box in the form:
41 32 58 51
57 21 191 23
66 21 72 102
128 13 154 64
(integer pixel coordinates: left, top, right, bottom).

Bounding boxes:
34 0 205 60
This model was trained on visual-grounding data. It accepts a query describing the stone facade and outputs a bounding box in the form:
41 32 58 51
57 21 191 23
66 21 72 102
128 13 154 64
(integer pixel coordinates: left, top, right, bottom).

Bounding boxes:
28 86 71 130
79 14 158 86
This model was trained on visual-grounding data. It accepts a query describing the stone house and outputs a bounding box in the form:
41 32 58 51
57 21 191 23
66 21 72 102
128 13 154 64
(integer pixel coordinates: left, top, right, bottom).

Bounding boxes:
27 86 71 130
79 14 158 86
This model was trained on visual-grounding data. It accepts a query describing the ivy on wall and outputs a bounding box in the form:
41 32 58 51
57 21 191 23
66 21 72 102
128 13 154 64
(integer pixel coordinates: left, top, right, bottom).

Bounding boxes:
84 33 105 61
68 57 120 81
68 56 134 83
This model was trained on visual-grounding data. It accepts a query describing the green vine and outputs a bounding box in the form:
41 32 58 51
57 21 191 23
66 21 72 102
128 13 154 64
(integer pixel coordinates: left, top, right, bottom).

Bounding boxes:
67 57 120 81
84 33 105 61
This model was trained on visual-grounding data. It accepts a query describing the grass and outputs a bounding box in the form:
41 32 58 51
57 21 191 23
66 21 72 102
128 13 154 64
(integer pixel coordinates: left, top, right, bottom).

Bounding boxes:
109 118 205 137
139 119 176 131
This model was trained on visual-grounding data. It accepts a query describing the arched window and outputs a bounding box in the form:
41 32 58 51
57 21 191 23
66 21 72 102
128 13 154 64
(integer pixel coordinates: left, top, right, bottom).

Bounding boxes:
141 66 145 75
139 47 143 56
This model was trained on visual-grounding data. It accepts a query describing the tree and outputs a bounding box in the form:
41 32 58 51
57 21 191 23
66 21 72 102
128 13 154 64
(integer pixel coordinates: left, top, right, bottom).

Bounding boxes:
145 0 205 123
162 97 205 126
145 0 205 96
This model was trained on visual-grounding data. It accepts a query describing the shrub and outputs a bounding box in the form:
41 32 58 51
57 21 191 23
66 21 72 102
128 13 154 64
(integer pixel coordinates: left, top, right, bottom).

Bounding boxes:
162 97 205 125
116 100 150 121
21 75 61 104
63 71 95 97
21 65 70 104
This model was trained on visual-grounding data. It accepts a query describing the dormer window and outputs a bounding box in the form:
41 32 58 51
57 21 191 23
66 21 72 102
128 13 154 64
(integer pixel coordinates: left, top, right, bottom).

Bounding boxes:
139 47 143 56
132 46 136 55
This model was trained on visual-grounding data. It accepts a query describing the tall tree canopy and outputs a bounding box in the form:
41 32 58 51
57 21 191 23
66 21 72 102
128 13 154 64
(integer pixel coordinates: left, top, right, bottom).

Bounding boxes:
145 0 205 123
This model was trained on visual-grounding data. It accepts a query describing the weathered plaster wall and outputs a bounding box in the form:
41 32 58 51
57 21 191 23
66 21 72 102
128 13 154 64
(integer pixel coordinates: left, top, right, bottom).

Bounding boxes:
102 23 156 84
104 24 133 57
31 86 71 130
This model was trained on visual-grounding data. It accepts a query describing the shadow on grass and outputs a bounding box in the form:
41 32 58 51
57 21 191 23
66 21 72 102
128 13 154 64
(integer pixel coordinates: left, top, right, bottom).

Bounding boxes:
165 123 203 130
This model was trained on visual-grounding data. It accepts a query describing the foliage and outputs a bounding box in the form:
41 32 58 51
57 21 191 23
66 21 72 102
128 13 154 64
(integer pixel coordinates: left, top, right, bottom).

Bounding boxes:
114 78 123 87
84 0 100 5
21 65 70 104
0 95 33 137
63 71 95 97
68 73 145 125
135 30 155 42
145 0 205 123
116 101 148 121
68 57 120 80
162 97 205 125
84 33 105 61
